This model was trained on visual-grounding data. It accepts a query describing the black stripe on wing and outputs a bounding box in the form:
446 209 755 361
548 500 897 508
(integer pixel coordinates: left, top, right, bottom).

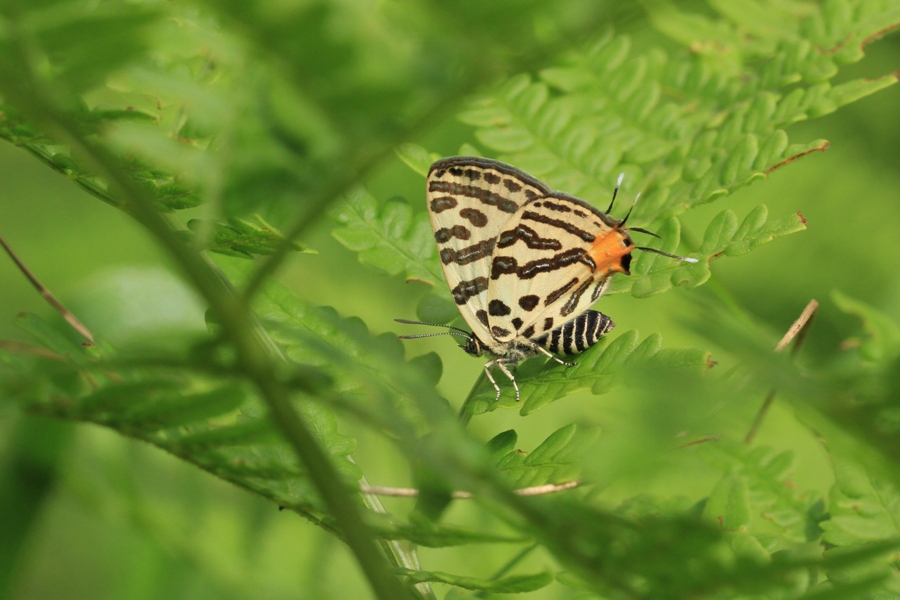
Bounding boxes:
531 310 615 355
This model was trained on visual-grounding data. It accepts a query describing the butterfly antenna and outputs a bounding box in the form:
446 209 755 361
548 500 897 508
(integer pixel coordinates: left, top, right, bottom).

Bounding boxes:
634 247 699 263
398 331 472 340
605 172 625 214
394 318 472 337
627 226 661 239
620 192 641 226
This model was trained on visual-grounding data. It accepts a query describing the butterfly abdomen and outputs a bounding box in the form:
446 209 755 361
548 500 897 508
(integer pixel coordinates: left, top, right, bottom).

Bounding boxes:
532 310 615 355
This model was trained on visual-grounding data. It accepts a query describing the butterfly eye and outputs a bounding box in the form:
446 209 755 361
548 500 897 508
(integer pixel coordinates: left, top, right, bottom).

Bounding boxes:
463 337 483 357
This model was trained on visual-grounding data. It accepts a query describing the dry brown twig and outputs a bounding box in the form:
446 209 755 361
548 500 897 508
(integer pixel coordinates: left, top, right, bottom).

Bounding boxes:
744 299 819 445
0 233 94 343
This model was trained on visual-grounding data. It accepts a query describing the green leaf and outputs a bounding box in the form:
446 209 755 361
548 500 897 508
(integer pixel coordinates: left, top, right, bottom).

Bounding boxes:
109 385 250 432
459 330 709 417
185 218 309 258
703 474 751 532
486 429 518 463
34 8 160 92
697 438 823 544
396 568 553 593
409 352 443 388
821 460 900 592
414 292 460 325
822 460 900 547
832 290 900 364
494 424 599 488
463 11 898 230
331 189 442 285
395 143 436 177
370 517 526 547
621 205 805 298
14 313 94 364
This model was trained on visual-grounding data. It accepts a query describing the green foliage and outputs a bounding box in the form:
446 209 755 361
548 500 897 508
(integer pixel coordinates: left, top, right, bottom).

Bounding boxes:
331 188 441 284
396 568 553 593
1 0 900 599
490 425 599 487
697 439 824 544
183 217 312 258
457 330 711 417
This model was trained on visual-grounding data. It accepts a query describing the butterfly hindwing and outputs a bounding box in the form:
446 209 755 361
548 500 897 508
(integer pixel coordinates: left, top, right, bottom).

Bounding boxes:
486 193 626 344
426 157 550 349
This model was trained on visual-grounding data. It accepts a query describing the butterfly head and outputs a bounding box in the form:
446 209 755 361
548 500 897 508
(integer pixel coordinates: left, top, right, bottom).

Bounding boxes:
601 174 698 269
395 318 485 356
460 334 484 357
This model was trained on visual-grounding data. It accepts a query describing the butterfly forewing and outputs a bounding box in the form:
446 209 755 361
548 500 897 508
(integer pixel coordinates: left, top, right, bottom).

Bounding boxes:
426 157 551 349
486 193 625 344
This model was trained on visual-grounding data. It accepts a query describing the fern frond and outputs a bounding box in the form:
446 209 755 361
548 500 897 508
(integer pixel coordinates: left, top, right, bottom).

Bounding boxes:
697 438 823 544
459 330 710 417
488 425 600 488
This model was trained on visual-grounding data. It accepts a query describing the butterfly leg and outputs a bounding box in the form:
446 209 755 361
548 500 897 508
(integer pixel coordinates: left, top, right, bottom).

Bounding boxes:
483 358 520 402
534 344 577 367
482 359 504 403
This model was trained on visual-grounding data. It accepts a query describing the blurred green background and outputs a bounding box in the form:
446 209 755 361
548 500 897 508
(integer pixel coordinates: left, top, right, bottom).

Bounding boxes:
1 7 899 600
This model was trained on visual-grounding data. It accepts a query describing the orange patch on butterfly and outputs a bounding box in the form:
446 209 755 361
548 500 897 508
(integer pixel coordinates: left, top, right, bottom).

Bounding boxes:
588 229 633 274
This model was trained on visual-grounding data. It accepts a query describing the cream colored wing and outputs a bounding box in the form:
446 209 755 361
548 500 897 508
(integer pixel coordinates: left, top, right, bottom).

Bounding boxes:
426 157 550 349
485 192 631 344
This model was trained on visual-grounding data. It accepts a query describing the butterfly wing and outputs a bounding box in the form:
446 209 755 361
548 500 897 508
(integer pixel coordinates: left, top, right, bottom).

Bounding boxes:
426 157 551 349
485 192 632 344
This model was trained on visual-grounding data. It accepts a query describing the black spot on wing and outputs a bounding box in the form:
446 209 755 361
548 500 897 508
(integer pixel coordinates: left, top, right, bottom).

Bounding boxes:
540 201 571 213
522 210 594 242
560 279 594 317
503 178 522 193
545 277 579 306
476 309 488 326
483 172 501 184
440 239 495 266
511 317 523 330
459 208 488 227
518 295 540 311
434 225 470 243
497 224 563 251
451 277 488 305
491 325 510 338
543 317 554 331
491 255 518 279
492 248 592 281
521 324 535 338
488 299 511 316
428 157 553 196
429 181 518 213
518 248 591 280
430 196 457 213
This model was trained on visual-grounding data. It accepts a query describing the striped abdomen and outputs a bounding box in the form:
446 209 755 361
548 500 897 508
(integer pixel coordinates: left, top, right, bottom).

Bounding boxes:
532 310 614 355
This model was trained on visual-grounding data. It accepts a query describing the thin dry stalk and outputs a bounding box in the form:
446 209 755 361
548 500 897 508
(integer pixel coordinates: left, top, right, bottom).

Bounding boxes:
744 300 819 444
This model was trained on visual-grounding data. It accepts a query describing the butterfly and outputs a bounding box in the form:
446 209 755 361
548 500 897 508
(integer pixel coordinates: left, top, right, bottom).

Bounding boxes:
398 156 697 403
